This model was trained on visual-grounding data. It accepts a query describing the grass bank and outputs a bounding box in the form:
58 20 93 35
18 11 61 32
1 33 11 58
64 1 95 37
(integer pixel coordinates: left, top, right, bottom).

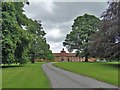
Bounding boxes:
2 62 50 88
53 62 119 86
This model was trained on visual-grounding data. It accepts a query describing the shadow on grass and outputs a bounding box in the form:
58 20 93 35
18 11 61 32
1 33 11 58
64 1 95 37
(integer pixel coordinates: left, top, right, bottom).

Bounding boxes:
105 64 120 68
1 65 21 69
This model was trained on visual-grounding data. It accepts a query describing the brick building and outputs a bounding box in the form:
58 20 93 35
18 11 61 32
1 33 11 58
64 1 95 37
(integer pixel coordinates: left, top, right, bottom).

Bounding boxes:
53 48 96 62
53 48 79 62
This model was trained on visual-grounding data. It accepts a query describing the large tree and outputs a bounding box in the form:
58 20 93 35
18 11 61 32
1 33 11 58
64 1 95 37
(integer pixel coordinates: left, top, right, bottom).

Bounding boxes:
0 30 1 65
2 2 54 65
2 2 32 65
63 14 100 62
89 1 120 61
26 19 54 63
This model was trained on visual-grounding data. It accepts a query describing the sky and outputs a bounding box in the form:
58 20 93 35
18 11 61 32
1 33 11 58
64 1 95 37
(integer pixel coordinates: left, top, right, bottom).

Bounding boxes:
24 1 107 53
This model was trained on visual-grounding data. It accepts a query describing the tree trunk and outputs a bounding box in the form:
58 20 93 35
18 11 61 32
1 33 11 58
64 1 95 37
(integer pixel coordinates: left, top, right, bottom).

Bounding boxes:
85 55 88 62
84 39 89 62
85 47 89 62
31 58 35 63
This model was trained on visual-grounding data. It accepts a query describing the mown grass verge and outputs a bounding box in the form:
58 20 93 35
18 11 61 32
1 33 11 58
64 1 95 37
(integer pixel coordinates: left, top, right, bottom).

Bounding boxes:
2 62 50 88
53 62 119 86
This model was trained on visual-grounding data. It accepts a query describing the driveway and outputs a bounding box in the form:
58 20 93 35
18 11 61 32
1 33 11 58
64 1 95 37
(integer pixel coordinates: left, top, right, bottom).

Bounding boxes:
42 62 118 88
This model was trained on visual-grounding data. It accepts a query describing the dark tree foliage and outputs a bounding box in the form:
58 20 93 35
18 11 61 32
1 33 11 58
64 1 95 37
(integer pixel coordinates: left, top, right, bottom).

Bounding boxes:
63 14 100 62
0 2 1 65
2 2 31 65
26 19 55 63
89 1 120 61
2 2 54 65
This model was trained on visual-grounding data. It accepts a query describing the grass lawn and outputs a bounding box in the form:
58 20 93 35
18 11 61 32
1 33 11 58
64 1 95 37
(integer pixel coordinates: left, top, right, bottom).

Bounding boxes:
53 62 119 86
2 62 50 88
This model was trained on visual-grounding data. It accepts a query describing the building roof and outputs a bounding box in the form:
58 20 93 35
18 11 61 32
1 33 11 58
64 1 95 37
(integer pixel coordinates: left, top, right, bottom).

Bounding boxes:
53 53 76 57
53 53 62 57
53 48 76 57
66 53 76 57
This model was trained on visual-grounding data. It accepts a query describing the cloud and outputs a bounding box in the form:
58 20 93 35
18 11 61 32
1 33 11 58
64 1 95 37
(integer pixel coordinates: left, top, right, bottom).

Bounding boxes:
24 2 107 52
42 1 54 13
47 41 68 53
46 28 65 42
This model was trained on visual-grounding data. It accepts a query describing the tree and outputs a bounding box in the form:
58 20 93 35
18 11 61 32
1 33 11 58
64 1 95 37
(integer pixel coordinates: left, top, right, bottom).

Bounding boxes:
89 1 120 61
2 2 32 65
63 13 100 62
2 2 54 65
26 19 54 63
0 30 1 65
24 5 55 62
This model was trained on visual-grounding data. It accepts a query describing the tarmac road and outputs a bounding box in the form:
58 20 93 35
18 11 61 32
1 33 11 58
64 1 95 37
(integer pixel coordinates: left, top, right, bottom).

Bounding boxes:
42 62 118 88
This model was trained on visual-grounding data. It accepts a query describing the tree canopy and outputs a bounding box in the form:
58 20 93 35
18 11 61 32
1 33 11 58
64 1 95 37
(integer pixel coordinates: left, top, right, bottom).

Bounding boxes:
2 2 54 65
63 13 100 62
89 1 120 61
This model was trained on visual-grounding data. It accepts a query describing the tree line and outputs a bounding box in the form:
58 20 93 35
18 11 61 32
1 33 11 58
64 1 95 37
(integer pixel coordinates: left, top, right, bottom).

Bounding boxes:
1 2 55 65
63 1 120 62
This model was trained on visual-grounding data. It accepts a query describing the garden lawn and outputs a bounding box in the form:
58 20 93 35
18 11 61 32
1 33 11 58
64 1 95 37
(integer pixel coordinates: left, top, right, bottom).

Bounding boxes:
53 62 119 86
2 62 50 88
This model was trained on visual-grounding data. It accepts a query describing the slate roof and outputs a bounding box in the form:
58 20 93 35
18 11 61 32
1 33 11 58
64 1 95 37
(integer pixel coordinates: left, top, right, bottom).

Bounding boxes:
53 53 76 57
53 48 76 57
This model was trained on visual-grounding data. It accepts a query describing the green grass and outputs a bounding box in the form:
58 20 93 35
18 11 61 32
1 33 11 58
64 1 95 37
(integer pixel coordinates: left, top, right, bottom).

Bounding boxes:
2 62 50 88
53 62 119 86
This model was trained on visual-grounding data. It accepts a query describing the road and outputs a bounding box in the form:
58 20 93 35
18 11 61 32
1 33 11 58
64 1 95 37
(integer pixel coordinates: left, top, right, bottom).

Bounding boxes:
42 62 118 88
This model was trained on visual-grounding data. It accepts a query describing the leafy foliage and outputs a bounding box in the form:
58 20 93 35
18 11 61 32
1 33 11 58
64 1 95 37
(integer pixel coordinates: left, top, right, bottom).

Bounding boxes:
2 2 54 65
63 13 100 61
26 20 54 63
89 1 120 61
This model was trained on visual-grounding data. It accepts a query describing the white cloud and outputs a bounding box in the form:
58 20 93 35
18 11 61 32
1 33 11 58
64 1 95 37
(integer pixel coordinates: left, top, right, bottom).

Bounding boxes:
27 0 108 2
42 0 54 13
48 41 69 53
46 28 61 38
24 2 107 53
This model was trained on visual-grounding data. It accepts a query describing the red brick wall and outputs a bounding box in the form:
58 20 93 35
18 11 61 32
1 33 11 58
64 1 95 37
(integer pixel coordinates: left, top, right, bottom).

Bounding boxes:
55 57 96 62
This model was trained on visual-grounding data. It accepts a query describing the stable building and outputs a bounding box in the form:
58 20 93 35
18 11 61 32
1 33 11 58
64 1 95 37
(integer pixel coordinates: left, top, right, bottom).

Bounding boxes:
53 48 96 62
53 48 79 62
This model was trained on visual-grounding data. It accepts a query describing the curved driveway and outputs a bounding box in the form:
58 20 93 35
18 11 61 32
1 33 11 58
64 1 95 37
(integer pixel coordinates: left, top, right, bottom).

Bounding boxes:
42 62 118 88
